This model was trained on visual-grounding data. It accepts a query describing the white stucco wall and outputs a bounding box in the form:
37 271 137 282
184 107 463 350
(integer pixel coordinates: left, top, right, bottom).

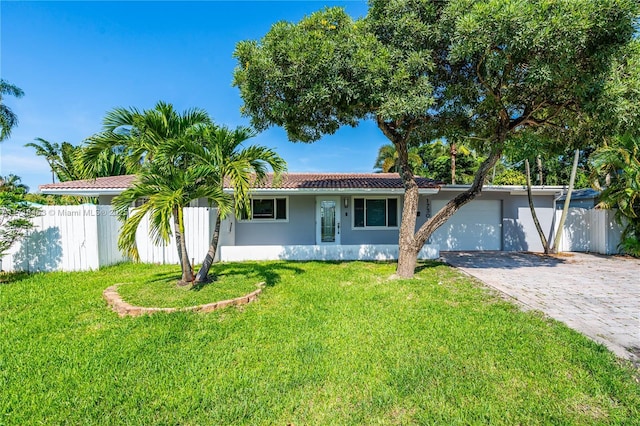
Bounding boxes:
220 244 439 262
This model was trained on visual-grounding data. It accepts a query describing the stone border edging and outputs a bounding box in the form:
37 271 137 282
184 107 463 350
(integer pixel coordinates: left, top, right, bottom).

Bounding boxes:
103 282 265 317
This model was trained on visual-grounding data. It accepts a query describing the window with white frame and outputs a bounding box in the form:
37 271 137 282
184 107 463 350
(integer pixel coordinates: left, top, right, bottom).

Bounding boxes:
242 197 288 221
353 197 398 228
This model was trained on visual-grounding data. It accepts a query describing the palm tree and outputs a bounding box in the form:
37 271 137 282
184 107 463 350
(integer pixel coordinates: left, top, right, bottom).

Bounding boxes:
0 174 29 194
448 139 472 185
80 145 130 179
373 144 422 174
113 158 228 284
84 101 212 273
81 101 211 174
112 156 231 285
26 138 130 183
376 139 476 183
24 138 61 183
591 134 640 254
0 79 24 141
418 139 477 184
168 125 287 282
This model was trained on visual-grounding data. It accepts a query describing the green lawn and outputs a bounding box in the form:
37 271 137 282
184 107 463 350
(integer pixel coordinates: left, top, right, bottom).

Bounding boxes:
1 261 638 425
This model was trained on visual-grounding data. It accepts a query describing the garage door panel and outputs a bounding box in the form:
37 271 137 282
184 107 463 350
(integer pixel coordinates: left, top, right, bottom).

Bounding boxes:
430 200 501 251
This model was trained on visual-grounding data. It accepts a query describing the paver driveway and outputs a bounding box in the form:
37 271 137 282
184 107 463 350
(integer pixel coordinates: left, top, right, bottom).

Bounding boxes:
440 251 640 364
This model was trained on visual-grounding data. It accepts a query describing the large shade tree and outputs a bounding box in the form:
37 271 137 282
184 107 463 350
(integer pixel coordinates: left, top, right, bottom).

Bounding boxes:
0 79 24 142
234 0 638 277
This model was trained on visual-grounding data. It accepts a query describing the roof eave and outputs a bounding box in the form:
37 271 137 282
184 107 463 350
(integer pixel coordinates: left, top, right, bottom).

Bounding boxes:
39 188 125 196
226 188 440 195
438 184 565 195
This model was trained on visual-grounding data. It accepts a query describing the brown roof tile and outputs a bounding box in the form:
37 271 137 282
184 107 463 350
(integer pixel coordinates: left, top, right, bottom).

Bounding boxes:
39 175 136 191
39 173 440 192
250 173 440 189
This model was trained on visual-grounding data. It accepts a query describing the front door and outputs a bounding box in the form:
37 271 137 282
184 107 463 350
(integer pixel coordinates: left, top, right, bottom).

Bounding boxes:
316 197 341 245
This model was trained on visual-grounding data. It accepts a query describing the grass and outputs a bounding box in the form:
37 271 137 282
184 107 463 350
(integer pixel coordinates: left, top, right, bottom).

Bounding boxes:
1 261 639 425
114 263 265 308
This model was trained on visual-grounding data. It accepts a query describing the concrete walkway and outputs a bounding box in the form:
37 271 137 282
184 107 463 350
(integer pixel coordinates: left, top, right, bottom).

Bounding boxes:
441 251 640 364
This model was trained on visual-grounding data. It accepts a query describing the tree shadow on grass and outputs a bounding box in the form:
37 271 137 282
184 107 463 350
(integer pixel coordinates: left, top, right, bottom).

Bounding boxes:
0 271 32 285
192 261 306 292
143 271 182 285
414 259 447 274
441 251 567 270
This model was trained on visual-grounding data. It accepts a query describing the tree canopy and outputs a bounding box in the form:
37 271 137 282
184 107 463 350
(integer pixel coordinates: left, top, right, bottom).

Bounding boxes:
374 144 423 174
591 134 640 256
0 175 40 258
97 102 213 284
0 79 24 142
26 137 132 184
234 0 638 277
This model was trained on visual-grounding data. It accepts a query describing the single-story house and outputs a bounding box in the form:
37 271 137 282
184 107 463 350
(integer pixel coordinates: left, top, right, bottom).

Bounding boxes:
39 173 566 261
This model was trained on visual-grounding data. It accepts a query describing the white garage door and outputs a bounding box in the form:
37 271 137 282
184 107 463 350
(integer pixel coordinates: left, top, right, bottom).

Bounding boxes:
430 199 502 251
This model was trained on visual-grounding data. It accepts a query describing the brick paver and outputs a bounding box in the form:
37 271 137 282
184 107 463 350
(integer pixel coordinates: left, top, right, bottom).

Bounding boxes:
441 251 640 364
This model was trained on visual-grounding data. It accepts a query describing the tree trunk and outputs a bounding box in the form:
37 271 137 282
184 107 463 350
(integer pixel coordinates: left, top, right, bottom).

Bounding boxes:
396 179 421 278
525 159 549 253
536 155 543 185
397 144 503 278
176 206 194 285
450 142 457 185
551 149 580 253
412 148 503 260
394 136 421 278
195 210 221 283
172 206 184 269
377 115 505 278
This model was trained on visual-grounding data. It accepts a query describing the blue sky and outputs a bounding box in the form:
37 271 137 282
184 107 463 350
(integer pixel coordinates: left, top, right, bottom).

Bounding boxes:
1 0 389 192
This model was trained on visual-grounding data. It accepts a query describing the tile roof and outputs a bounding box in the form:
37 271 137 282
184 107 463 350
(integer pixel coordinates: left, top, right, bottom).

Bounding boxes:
39 174 136 191
249 173 440 189
39 173 441 193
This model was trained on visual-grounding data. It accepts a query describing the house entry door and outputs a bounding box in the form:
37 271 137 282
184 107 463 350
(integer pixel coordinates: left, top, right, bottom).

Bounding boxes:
316 197 341 245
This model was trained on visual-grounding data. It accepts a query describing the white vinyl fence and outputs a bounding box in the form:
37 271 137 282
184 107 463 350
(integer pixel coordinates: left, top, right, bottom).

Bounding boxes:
134 207 216 265
559 208 623 255
1 205 219 273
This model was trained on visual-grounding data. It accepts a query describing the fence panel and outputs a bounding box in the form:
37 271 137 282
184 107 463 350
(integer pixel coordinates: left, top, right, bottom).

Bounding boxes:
134 207 212 266
1 205 100 272
559 208 587 252
1 205 215 273
560 208 622 255
97 205 127 266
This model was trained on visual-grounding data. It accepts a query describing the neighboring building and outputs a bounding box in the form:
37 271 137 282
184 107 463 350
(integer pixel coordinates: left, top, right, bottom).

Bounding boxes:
39 173 567 261
556 188 600 210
